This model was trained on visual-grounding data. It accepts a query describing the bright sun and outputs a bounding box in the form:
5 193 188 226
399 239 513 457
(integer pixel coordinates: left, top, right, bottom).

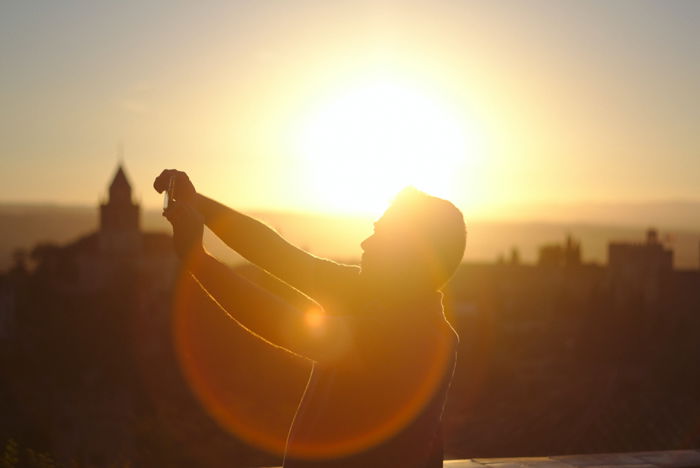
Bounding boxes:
295 74 482 215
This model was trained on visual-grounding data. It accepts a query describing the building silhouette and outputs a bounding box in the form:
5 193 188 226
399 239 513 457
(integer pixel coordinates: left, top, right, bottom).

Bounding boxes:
609 228 673 276
0 164 185 466
608 228 673 305
28 164 177 293
99 164 141 254
538 235 582 267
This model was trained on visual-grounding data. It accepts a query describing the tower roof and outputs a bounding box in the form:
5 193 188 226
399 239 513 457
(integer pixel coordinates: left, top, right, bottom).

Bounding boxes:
110 164 131 192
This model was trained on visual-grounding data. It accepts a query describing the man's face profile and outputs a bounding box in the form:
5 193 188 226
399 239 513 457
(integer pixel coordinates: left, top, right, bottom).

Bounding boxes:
360 207 421 282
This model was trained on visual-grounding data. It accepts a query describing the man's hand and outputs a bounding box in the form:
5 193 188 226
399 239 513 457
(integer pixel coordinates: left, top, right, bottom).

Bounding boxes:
153 169 197 205
164 202 205 260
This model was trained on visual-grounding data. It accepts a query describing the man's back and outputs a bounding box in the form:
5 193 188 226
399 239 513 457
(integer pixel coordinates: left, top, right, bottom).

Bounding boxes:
283 289 458 468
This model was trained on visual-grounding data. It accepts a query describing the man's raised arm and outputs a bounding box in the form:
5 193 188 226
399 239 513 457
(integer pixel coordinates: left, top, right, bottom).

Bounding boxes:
154 169 358 302
195 193 321 279
165 202 352 363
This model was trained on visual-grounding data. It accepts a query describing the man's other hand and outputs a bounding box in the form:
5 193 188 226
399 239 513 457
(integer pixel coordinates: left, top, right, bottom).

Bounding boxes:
164 202 205 260
153 169 197 204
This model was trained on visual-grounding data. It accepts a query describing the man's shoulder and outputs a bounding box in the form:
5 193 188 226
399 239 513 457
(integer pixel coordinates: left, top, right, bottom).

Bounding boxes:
312 258 361 282
307 258 361 310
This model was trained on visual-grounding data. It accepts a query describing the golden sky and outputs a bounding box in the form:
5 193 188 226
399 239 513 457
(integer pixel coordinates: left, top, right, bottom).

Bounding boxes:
1 1 698 217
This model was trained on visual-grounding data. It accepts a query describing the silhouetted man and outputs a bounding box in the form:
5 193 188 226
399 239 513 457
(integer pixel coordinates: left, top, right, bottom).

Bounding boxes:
154 170 466 467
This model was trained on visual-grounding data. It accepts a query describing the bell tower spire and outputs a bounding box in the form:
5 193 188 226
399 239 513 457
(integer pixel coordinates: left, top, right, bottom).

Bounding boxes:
99 161 141 253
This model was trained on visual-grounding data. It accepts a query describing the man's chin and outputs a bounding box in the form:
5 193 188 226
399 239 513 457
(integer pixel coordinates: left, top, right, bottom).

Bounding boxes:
359 265 381 282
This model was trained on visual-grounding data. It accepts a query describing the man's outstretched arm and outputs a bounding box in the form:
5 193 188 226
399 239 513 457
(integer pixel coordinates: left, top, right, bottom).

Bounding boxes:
154 169 359 301
167 203 353 363
195 193 325 279
187 250 352 363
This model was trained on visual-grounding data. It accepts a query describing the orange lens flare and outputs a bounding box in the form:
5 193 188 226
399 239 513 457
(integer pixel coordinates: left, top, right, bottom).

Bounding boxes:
171 265 455 460
172 270 293 455
304 307 325 330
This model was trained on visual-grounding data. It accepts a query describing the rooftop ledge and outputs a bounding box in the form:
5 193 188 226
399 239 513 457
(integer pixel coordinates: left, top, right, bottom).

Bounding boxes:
264 449 700 468
443 449 700 468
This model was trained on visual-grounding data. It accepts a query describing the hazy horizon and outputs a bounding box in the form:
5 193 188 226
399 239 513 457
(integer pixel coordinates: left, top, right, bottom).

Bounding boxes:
3 195 700 228
2 200 699 271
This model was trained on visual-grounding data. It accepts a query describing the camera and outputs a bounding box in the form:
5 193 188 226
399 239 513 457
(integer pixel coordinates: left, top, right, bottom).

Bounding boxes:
163 175 176 210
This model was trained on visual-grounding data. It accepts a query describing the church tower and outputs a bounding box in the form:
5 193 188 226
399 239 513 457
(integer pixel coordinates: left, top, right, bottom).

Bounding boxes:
99 164 141 254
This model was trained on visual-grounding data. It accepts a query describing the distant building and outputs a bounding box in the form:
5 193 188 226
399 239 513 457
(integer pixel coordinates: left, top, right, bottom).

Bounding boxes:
99 165 141 254
609 228 672 276
538 235 582 267
0 251 29 340
608 228 673 305
11 164 180 465
0 275 16 339
31 164 177 293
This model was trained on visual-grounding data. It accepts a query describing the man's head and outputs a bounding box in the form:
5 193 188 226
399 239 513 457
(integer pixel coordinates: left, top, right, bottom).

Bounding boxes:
360 187 466 290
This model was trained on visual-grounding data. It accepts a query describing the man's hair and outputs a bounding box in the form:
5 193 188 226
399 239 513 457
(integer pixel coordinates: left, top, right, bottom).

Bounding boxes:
388 187 467 288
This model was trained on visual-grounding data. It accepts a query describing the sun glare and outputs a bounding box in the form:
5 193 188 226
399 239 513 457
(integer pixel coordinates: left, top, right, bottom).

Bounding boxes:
296 74 483 215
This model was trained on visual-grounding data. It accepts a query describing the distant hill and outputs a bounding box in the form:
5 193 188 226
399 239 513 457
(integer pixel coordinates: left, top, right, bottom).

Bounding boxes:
490 200 700 231
1 202 699 271
1 204 97 269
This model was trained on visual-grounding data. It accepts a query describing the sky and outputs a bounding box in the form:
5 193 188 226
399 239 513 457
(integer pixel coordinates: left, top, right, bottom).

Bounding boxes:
1 0 698 216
